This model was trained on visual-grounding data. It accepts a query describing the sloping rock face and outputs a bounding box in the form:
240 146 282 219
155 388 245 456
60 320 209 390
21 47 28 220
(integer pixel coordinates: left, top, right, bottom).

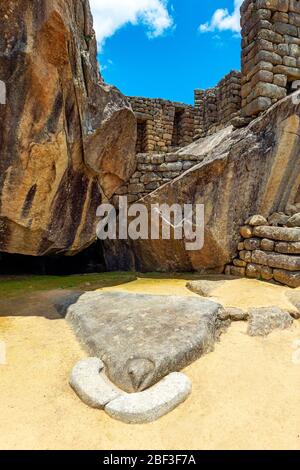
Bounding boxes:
105 93 300 272
0 0 136 256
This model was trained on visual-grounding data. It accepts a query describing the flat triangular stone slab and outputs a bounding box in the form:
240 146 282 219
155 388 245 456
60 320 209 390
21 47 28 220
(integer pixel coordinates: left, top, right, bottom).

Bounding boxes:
66 292 223 393
105 372 192 424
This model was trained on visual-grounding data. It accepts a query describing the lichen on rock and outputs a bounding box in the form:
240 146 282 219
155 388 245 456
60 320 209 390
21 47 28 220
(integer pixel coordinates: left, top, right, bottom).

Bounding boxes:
0 0 136 256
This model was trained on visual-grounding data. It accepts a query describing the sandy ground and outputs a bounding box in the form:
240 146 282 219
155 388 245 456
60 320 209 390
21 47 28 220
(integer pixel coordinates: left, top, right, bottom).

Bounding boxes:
0 277 300 450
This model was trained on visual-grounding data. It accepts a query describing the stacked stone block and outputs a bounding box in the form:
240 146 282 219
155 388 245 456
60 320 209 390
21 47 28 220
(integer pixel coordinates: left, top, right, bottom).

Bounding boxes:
218 71 242 125
194 90 205 139
128 97 195 153
241 0 300 117
114 152 204 203
194 71 242 136
226 211 300 287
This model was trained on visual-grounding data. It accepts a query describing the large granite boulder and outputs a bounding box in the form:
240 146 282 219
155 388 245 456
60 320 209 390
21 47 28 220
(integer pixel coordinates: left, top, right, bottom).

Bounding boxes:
0 0 136 256
105 93 300 272
66 291 225 393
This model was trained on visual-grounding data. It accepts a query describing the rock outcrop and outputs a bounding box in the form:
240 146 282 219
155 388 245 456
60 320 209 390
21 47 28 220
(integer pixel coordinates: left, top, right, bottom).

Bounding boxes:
0 0 136 256
105 92 300 273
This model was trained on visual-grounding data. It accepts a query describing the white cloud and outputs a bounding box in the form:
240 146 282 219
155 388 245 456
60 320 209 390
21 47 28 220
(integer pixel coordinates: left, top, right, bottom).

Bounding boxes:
199 0 243 34
90 0 174 49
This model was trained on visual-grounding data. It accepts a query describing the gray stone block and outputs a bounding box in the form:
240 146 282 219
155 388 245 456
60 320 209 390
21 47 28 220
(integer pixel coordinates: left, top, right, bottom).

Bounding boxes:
247 307 293 336
105 372 192 424
70 358 123 409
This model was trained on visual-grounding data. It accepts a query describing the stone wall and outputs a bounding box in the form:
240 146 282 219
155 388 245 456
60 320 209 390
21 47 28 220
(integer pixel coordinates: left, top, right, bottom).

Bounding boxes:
128 97 195 153
114 152 204 203
241 0 300 117
226 212 300 287
194 71 242 137
118 1 300 206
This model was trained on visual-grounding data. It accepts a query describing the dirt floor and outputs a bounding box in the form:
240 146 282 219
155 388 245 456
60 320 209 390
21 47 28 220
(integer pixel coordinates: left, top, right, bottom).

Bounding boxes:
0 277 300 450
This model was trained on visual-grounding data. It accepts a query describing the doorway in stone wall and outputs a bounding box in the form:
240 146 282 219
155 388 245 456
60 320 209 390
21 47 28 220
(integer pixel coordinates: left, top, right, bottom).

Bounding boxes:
136 119 147 153
171 108 185 147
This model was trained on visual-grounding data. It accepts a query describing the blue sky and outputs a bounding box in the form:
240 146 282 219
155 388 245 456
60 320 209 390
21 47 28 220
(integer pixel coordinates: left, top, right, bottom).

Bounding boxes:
91 1 242 104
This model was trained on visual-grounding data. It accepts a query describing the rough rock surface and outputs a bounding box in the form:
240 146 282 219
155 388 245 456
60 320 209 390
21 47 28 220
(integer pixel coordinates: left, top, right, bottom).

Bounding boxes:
287 213 300 228
66 291 224 393
285 291 300 319
247 307 293 337
186 280 225 297
273 270 300 289
253 227 300 243
104 93 300 272
70 357 123 409
0 0 136 256
252 250 300 271
246 215 268 226
105 372 192 424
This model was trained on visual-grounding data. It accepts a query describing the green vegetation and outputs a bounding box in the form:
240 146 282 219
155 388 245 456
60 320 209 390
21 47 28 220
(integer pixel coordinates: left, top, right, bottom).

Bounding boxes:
0 272 137 299
0 271 226 299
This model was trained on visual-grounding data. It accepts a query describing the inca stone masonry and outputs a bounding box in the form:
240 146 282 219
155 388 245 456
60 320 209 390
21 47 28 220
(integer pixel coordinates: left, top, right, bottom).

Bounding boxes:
116 0 300 203
127 0 300 153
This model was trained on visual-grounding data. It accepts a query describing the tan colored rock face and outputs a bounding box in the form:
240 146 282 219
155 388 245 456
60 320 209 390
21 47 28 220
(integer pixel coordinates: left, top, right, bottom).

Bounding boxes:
104 93 300 272
0 0 136 256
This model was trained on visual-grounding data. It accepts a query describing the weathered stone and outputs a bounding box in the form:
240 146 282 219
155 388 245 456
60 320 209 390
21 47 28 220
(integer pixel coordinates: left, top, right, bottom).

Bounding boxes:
286 204 300 215
186 280 225 297
244 238 261 250
104 93 300 272
273 269 300 287
252 249 269 265
233 258 247 267
285 291 300 318
0 0 136 256
221 308 249 321
231 266 246 277
240 226 254 238
261 265 274 281
287 213 300 227
275 241 300 254
252 249 300 271
247 307 293 336
224 265 232 275
246 215 268 226
261 238 275 251
246 263 262 278
268 212 290 226
253 226 300 242
105 372 192 424
159 162 183 172
66 291 224 393
70 358 122 409
240 250 252 263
